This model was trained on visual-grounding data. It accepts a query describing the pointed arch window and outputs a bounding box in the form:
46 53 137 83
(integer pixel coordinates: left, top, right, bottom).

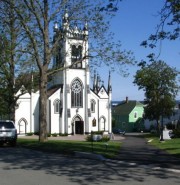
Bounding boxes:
71 79 83 107
71 45 82 68
90 99 96 113
54 99 61 114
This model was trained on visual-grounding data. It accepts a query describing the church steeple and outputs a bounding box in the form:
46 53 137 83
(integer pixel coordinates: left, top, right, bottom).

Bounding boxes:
107 71 112 94
93 70 97 93
96 74 101 92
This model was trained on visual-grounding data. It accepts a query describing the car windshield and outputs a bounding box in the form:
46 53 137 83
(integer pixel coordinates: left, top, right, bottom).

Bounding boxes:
0 121 14 129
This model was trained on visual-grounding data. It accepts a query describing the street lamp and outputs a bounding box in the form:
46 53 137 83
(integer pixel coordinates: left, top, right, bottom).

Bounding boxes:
160 95 164 142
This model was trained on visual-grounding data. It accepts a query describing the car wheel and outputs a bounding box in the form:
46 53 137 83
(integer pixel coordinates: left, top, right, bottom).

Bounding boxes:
0 142 3 147
10 141 17 147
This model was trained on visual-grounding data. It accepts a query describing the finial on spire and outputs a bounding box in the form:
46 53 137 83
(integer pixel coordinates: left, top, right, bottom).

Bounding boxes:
63 9 69 23
53 21 59 32
83 21 88 31
62 9 69 30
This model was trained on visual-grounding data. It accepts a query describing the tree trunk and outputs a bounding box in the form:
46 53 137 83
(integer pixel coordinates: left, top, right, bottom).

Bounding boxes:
39 0 49 142
39 68 48 142
156 119 160 135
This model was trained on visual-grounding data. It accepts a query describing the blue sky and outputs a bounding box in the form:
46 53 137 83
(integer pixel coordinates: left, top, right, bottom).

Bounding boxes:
98 0 180 101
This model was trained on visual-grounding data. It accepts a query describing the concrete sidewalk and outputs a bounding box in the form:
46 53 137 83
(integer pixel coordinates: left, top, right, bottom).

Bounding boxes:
18 134 87 141
18 134 124 141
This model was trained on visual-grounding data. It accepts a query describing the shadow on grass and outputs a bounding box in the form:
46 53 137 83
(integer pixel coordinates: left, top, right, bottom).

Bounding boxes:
17 139 121 159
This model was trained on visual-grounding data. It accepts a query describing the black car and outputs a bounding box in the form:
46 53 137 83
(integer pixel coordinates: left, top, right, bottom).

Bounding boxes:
0 120 17 146
112 128 125 135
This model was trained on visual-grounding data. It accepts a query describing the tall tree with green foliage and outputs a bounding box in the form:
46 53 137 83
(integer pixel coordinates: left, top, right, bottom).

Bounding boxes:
134 61 179 130
0 34 12 119
1 0 134 142
0 1 35 120
0 2 18 120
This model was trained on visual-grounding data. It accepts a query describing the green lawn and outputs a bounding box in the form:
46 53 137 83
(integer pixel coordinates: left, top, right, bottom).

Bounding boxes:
145 134 180 158
17 138 121 159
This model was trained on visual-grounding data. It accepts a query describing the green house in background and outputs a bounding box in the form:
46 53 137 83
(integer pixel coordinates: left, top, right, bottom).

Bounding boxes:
112 97 144 132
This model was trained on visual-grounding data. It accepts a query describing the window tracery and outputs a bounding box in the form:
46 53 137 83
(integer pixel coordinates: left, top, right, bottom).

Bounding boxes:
71 79 83 107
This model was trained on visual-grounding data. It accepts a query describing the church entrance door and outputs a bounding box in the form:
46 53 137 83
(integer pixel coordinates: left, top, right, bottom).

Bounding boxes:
75 121 84 134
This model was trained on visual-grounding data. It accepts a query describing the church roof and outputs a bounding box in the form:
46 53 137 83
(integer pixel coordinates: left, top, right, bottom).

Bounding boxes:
47 85 63 98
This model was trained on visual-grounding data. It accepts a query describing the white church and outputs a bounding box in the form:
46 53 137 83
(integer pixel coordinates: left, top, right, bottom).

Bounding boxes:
15 12 112 135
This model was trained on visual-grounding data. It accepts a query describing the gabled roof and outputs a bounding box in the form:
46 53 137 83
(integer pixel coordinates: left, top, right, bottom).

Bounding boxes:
98 85 109 98
113 101 144 115
90 85 109 99
47 85 63 98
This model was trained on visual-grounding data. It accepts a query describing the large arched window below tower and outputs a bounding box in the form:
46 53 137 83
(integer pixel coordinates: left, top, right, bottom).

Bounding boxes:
71 79 83 108
71 45 82 68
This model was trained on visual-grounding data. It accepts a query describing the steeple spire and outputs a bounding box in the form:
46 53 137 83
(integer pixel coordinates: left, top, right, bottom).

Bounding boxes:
107 71 112 94
93 70 98 93
97 74 101 91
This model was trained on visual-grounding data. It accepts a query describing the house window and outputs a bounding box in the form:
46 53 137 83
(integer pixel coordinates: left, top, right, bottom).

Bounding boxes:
54 99 60 114
71 45 82 68
134 112 138 118
71 79 83 107
90 99 96 113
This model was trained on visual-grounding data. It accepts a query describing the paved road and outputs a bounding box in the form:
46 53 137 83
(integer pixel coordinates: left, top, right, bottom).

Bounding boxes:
115 134 180 171
0 136 180 185
19 133 180 170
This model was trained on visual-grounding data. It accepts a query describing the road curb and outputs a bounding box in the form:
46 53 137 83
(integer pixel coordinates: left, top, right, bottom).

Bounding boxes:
105 159 180 173
74 151 106 161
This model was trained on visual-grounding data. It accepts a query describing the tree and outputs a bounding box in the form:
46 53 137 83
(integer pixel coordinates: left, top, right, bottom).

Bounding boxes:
2 0 134 142
0 29 17 120
141 0 180 48
0 1 34 120
134 60 179 131
0 36 10 118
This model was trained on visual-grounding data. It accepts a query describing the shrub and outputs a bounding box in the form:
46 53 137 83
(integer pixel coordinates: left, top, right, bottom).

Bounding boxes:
101 135 110 142
86 135 93 142
34 132 39 135
59 133 68 136
91 131 104 135
85 135 110 142
47 133 51 137
26 132 33 136
173 129 180 138
51 133 58 137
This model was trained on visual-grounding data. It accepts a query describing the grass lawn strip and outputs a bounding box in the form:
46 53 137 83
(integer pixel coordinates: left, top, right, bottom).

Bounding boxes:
17 139 121 159
145 134 180 158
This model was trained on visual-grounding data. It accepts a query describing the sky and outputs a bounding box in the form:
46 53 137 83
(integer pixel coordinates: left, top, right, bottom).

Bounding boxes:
98 0 180 101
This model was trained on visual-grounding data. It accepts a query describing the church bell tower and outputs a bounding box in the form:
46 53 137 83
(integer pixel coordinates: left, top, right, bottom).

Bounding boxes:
50 11 90 134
